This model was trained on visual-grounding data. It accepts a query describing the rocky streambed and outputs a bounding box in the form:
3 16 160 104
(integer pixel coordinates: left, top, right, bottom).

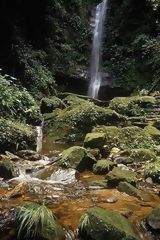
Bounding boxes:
0 93 160 240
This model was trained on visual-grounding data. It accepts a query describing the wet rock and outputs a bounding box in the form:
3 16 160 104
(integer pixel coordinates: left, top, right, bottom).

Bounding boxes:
114 156 133 164
49 168 77 184
109 147 121 158
59 146 96 172
93 159 115 175
105 167 137 187
0 159 15 180
5 182 29 198
86 148 101 160
147 208 160 230
106 195 118 203
88 180 108 188
79 207 140 240
117 182 151 201
16 150 42 161
84 132 106 150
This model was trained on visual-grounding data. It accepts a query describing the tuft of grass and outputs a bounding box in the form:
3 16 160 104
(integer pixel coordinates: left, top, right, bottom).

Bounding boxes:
15 202 58 240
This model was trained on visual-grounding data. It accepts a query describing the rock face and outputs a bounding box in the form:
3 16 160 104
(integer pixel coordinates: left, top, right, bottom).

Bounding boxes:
93 159 114 175
79 207 140 240
59 146 96 171
0 159 15 180
105 167 137 187
147 208 160 230
84 133 106 149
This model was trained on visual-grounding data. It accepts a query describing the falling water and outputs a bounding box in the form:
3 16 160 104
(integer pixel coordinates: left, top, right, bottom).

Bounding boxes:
36 125 43 153
88 0 108 99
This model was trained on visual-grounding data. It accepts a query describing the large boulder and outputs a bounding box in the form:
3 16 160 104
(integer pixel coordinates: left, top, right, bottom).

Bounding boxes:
144 158 160 183
93 159 115 175
0 118 36 153
105 167 137 187
79 207 140 240
109 96 155 116
84 133 106 149
144 125 160 143
0 159 15 180
130 148 157 163
93 125 155 152
45 101 126 142
59 146 96 172
146 208 160 230
40 96 66 114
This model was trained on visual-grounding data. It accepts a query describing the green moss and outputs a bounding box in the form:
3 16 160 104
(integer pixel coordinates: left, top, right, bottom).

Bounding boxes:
93 159 114 175
0 118 36 153
45 102 126 142
109 96 155 116
59 146 96 171
130 148 157 162
118 182 148 201
79 207 140 240
84 133 106 149
105 167 137 187
40 96 65 114
92 125 155 151
62 94 88 106
145 158 160 183
144 125 160 143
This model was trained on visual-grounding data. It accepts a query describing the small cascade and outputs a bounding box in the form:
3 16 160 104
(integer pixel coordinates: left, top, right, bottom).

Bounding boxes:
36 125 43 153
88 0 108 99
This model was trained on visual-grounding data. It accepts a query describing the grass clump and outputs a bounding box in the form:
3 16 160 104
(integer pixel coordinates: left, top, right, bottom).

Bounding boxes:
15 202 64 240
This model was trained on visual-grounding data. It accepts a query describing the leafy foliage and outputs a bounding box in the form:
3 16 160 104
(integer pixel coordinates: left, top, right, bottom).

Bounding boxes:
0 72 42 124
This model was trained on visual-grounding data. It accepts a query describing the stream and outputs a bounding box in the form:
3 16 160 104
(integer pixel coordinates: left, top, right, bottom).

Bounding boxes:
0 135 160 239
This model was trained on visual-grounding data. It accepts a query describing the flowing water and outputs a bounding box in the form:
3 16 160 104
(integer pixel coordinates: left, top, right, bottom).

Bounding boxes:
88 0 108 99
36 125 43 153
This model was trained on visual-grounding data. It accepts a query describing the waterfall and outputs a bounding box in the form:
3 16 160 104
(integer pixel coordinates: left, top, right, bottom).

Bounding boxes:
36 125 43 153
88 0 108 99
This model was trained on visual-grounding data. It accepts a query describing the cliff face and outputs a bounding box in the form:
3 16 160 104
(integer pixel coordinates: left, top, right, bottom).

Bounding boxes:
0 0 96 96
0 0 159 96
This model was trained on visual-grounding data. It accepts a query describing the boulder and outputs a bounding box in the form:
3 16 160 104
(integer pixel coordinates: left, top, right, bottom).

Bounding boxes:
146 208 160 230
16 150 42 161
117 182 150 201
0 118 36 153
130 148 157 163
93 159 115 175
105 167 137 187
144 125 160 143
0 159 15 180
79 207 140 240
59 146 96 172
144 158 160 183
84 133 106 150
109 96 155 116
40 96 66 114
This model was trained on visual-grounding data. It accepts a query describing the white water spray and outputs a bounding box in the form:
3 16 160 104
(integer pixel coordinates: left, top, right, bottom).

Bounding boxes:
88 0 108 99
36 125 43 153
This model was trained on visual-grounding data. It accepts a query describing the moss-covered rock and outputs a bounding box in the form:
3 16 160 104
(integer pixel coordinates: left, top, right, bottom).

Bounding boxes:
109 96 155 116
79 207 140 240
144 158 160 183
118 182 149 201
105 167 137 187
93 125 155 152
62 94 88 106
59 146 96 172
130 148 157 162
0 159 15 180
84 133 106 150
93 159 115 175
45 102 126 142
146 208 160 230
0 118 36 153
144 125 160 143
40 96 66 114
